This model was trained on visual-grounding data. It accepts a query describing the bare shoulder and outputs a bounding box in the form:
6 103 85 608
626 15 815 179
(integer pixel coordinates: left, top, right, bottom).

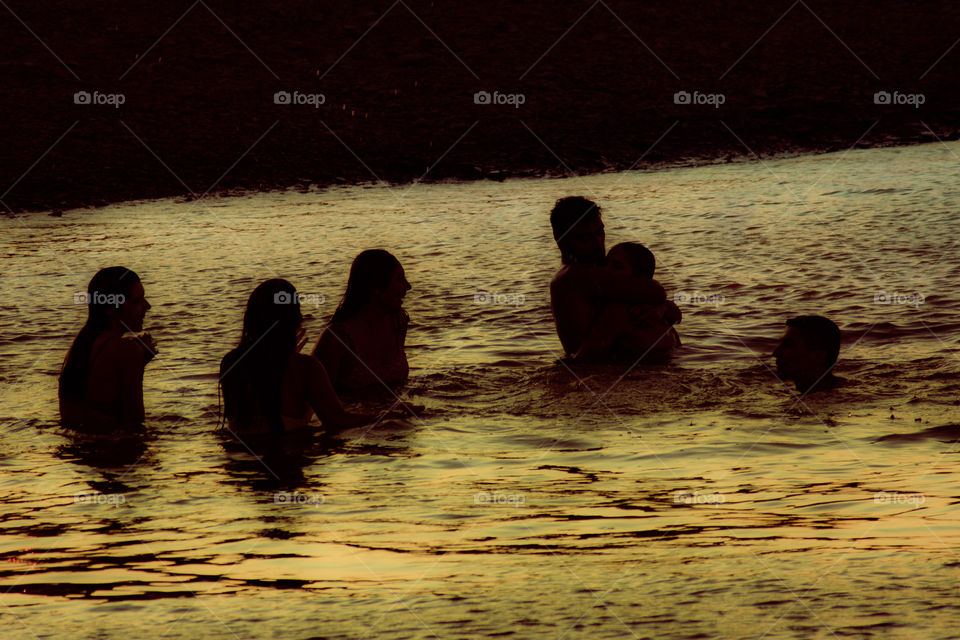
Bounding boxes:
103 336 144 366
552 264 606 295
550 265 576 291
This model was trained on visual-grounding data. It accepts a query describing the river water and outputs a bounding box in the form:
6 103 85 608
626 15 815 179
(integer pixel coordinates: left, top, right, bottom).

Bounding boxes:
2 141 960 639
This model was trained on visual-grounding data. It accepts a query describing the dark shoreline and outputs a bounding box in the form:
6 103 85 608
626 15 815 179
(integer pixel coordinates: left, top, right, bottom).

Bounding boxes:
17 134 957 218
3 1 959 214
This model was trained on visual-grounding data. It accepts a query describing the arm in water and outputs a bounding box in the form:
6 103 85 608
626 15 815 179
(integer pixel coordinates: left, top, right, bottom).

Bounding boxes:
302 355 382 432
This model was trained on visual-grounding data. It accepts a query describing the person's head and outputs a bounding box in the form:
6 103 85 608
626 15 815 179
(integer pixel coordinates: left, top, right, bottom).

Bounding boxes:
332 250 410 322
240 279 303 352
773 315 841 391
550 196 605 266
60 267 148 401
608 242 656 278
219 279 303 433
84 266 149 333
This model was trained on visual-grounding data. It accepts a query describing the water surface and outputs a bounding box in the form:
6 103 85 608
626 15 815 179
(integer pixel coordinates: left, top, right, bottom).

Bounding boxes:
2 142 960 638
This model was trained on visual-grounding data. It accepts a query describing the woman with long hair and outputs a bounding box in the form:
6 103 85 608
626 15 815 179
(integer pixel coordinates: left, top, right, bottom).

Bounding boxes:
312 250 411 394
219 278 380 434
59 266 157 431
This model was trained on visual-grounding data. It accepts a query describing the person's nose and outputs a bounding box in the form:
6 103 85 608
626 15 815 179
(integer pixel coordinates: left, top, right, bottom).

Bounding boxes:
145 298 152 312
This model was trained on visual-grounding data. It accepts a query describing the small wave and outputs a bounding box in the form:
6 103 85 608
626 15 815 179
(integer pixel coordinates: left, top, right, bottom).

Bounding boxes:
875 423 960 443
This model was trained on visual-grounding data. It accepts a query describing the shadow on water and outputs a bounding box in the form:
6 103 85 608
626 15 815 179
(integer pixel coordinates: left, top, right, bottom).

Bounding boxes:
54 426 153 495
874 423 960 443
217 428 318 492
216 423 418 496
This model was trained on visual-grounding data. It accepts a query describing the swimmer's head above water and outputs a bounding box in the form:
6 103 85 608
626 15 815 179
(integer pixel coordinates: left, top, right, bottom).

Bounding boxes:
60 266 149 403
773 315 842 394
550 196 605 266
220 278 304 433
240 278 303 350
332 249 410 322
608 242 656 279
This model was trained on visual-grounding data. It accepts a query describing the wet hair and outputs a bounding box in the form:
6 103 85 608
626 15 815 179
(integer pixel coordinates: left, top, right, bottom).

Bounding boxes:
549 196 601 265
610 242 656 279
219 279 303 434
786 315 841 368
331 249 402 323
59 267 140 403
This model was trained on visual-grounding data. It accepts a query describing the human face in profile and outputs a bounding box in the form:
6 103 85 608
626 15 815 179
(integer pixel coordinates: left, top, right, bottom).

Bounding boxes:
113 282 151 332
377 264 411 312
566 216 606 265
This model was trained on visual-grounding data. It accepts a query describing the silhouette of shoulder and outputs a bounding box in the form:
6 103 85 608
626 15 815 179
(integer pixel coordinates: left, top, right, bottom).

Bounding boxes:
97 335 143 368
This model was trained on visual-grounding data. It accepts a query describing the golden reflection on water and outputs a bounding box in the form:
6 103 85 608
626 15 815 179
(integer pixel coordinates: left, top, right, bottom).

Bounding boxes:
1 143 960 637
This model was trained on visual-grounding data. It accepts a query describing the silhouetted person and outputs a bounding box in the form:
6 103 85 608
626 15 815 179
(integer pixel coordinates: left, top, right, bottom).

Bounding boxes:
313 250 411 394
548 196 666 359
575 241 681 362
219 279 382 435
773 315 845 394
59 267 156 432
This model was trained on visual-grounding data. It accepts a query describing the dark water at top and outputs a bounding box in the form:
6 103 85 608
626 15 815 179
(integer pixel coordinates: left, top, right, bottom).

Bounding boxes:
1 141 960 638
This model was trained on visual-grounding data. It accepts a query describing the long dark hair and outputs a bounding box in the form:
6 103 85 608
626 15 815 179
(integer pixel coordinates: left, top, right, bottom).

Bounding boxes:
59 267 140 402
331 249 401 323
219 279 303 434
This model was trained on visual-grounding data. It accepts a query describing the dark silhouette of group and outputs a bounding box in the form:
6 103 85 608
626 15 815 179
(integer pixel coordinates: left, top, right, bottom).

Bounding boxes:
58 196 845 435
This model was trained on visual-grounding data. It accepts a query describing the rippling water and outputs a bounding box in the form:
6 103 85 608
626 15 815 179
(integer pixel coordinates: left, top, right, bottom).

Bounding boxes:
3 142 960 639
